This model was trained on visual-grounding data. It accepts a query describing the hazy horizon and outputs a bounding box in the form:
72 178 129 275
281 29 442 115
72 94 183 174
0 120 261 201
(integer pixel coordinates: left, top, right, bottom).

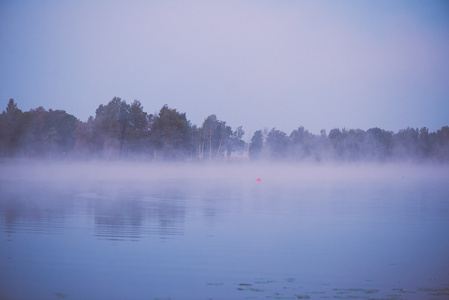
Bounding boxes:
2 160 448 185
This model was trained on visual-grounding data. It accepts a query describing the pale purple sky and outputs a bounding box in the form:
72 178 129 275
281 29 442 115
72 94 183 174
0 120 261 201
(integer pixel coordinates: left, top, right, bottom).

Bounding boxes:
1 0 448 136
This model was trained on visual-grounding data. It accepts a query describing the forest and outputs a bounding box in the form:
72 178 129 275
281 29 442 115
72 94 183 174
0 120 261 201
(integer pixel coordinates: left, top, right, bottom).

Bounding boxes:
0 98 448 162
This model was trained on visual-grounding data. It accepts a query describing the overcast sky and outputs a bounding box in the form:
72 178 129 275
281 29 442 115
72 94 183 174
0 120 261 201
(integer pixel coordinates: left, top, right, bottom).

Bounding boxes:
1 0 448 137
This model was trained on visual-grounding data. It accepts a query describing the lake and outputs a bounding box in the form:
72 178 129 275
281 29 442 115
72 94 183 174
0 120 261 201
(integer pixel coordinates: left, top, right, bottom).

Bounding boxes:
1 162 448 299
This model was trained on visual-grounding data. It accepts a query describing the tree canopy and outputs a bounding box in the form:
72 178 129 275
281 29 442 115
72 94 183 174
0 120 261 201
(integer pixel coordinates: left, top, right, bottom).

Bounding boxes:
1 98 448 162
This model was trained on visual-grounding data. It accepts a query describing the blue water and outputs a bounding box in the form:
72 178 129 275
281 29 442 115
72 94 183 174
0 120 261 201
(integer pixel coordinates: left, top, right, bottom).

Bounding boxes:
1 170 449 300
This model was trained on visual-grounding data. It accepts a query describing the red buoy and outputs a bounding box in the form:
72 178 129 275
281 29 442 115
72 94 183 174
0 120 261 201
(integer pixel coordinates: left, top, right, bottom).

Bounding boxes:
256 178 261 182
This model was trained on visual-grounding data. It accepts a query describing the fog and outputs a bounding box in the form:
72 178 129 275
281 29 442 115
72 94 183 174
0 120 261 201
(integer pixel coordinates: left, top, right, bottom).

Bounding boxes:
2 160 448 185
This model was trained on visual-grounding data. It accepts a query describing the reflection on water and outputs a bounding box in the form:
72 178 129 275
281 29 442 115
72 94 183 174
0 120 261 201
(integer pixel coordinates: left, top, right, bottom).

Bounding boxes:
1 176 449 300
92 193 186 240
1 181 191 240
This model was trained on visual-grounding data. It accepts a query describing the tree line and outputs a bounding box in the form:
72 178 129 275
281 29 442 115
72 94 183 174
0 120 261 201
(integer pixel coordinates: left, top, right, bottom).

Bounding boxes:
249 126 449 162
0 98 448 162
0 98 245 160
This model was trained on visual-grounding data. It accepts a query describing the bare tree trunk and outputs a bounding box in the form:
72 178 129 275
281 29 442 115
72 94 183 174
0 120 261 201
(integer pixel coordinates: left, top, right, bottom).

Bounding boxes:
200 142 204 160
216 137 223 160
209 134 212 161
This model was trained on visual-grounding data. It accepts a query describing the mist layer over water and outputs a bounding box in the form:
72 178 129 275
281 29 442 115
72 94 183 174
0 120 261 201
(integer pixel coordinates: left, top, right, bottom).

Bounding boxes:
2 160 448 182
1 162 448 300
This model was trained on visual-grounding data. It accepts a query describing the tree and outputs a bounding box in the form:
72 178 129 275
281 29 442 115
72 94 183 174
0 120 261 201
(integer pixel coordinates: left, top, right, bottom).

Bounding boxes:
0 99 23 156
289 126 314 160
74 117 96 159
150 105 192 160
249 130 263 160
126 100 152 154
343 129 365 161
14 106 77 158
418 127 430 158
21 106 47 157
93 97 131 157
190 124 201 160
228 126 246 156
201 115 218 161
46 109 77 157
392 127 419 160
199 115 233 160
363 128 393 161
328 128 343 159
266 128 289 160
313 129 329 162
434 126 449 161
214 121 232 159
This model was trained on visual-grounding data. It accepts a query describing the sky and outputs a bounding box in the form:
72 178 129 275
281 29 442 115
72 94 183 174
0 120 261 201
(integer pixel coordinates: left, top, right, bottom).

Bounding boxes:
1 0 448 137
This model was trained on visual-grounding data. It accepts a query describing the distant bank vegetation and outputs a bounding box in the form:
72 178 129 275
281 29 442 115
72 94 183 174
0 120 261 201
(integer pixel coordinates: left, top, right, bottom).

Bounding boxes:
1 98 448 162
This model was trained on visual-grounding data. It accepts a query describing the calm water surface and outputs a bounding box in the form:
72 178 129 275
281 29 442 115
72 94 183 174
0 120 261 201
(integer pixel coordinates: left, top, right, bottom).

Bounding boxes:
1 170 449 299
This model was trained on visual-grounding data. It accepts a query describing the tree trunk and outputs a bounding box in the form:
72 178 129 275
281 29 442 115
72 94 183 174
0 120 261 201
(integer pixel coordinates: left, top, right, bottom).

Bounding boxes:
209 134 212 161
216 137 223 160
